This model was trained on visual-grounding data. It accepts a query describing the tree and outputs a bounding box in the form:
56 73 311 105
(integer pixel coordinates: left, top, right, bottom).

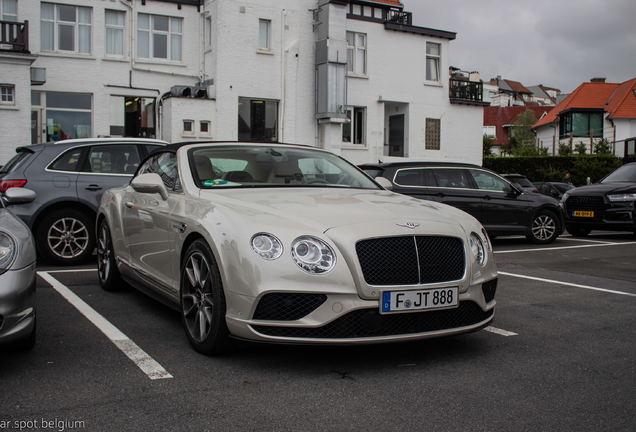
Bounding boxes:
558 143 574 156
509 109 538 156
483 134 494 157
574 141 587 155
593 138 612 154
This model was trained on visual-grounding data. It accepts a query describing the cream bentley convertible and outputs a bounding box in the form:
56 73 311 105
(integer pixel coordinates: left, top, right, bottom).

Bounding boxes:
97 142 498 355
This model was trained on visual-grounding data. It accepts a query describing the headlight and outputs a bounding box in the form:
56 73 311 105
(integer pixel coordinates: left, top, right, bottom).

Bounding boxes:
607 193 636 202
470 232 487 267
481 228 492 252
291 236 336 274
0 231 17 275
250 233 283 260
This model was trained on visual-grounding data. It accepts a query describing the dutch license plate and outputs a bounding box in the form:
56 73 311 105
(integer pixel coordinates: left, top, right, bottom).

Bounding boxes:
573 210 594 217
381 287 458 313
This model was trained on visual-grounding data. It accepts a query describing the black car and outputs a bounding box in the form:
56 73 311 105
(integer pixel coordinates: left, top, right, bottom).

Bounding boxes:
562 162 636 236
360 162 564 244
533 182 575 200
500 173 539 193
0 138 166 265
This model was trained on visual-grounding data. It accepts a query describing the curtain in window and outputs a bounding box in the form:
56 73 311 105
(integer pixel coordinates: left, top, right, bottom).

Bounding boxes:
2 0 17 20
137 14 149 58
41 3 55 51
356 35 366 74
170 17 182 61
78 7 91 54
105 10 124 55
259 20 269 49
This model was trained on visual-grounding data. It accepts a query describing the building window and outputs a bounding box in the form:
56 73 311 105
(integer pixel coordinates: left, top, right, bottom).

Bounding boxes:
183 120 194 135
2 0 17 21
200 121 211 135
206 16 212 48
346 32 366 75
41 3 92 54
238 98 278 142
426 42 440 82
137 13 182 61
105 10 125 56
343 107 365 144
36 92 92 141
1 85 15 104
483 126 496 139
425 118 441 150
258 19 270 50
559 112 603 138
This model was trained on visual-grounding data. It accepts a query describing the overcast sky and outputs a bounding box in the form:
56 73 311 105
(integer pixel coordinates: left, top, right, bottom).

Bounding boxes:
401 0 636 94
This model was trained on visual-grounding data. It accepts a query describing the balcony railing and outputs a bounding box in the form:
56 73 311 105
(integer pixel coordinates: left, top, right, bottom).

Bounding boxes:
449 79 484 104
0 20 29 53
386 10 412 26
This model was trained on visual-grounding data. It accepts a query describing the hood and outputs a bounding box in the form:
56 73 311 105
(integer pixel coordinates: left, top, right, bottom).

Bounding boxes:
569 182 636 196
200 188 472 233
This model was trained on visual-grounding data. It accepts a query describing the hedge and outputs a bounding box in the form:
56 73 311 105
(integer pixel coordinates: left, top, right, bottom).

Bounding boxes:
482 155 623 187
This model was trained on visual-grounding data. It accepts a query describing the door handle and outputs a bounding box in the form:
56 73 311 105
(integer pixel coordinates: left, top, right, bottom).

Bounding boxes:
85 185 103 191
125 202 134 208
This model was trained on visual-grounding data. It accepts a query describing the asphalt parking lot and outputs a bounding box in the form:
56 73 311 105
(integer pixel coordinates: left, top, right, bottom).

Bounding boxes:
1 231 635 432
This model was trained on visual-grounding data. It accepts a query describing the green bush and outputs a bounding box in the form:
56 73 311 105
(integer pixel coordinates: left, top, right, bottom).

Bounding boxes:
483 155 623 186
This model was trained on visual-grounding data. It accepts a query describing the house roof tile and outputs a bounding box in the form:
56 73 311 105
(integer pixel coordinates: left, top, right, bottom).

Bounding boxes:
504 80 532 94
531 80 636 128
484 106 550 146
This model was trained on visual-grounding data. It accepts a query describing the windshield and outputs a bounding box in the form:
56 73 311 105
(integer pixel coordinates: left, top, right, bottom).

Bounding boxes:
189 146 379 190
600 164 636 183
507 176 533 188
553 183 574 193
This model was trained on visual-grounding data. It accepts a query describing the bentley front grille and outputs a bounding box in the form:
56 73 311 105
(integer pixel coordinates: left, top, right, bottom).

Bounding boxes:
355 236 465 286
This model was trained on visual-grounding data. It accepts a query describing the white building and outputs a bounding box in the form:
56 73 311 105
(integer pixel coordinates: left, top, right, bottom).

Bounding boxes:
0 0 487 166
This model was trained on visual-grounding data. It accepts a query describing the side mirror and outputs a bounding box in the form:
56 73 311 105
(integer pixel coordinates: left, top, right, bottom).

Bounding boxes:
131 173 169 200
3 187 36 204
375 177 393 191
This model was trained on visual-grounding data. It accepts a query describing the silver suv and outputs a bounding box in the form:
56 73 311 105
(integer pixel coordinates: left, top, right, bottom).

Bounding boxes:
0 138 167 265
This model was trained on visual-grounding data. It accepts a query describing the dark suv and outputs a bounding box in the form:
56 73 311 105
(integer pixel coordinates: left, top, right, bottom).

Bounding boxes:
0 138 167 265
562 162 636 236
360 162 564 244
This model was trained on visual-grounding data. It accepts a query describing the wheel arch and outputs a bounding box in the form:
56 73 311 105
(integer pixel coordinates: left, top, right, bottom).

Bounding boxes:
32 201 97 235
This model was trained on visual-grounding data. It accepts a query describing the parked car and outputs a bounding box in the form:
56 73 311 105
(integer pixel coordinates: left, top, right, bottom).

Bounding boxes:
533 182 575 200
97 142 498 355
0 138 167 265
0 187 37 349
561 162 636 236
360 162 564 244
500 173 539 193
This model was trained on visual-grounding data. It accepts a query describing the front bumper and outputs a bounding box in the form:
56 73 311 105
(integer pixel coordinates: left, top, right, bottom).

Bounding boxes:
225 278 497 345
564 203 636 232
0 262 37 346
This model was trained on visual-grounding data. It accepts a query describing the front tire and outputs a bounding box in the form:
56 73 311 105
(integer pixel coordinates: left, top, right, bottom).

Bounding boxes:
36 209 95 265
97 220 127 291
181 240 234 355
527 210 560 244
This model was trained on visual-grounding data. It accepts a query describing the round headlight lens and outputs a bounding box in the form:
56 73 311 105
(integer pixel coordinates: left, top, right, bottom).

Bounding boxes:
470 232 486 267
250 233 283 260
481 228 492 252
0 231 17 273
291 236 336 274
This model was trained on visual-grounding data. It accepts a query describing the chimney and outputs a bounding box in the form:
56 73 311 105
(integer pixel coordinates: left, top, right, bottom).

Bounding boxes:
590 77 606 83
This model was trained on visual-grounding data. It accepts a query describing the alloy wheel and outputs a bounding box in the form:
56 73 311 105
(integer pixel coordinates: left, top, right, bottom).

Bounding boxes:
47 217 90 259
97 224 111 283
182 252 214 343
532 214 556 241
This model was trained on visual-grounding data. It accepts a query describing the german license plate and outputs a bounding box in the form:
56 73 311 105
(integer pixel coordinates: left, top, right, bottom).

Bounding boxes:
573 211 594 217
381 287 458 313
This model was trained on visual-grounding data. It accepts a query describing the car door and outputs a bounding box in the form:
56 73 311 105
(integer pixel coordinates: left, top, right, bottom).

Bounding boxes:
390 168 436 201
428 167 483 221
76 144 142 211
122 152 182 294
469 169 531 234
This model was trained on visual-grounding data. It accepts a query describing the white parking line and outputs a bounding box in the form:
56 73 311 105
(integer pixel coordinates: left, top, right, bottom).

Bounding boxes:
484 326 518 337
558 237 616 244
38 271 173 380
498 271 636 298
494 241 636 254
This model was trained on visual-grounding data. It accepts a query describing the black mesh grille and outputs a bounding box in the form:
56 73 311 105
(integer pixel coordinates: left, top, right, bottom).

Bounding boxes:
253 293 328 321
356 236 465 286
565 196 604 211
482 278 497 303
251 301 493 339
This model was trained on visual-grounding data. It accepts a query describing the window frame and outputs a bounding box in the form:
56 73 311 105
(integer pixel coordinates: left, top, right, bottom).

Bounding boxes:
183 119 194 136
137 13 183 61
346 31 367 76
200 120 211 136
1 0 17 21
342 106 366 145
426 42 441 83
40 3 92 55
258 19 270 51
1 85 15 105
105 9 125 57
559 111 604 138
